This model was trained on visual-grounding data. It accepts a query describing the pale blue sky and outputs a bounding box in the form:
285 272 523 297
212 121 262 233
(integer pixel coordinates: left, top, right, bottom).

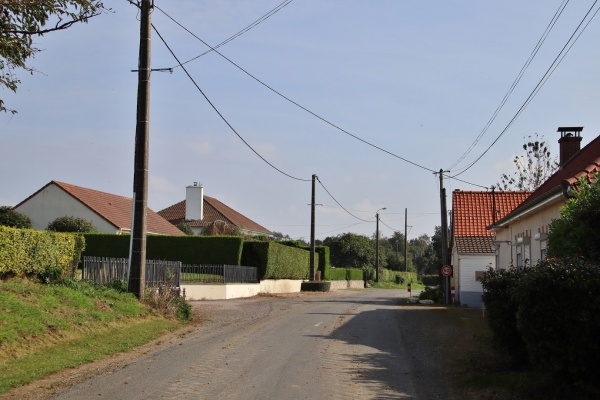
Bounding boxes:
1 0 599 240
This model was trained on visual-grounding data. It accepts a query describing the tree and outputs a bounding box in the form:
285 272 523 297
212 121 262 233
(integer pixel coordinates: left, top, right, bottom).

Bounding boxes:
323 233 375 269
0 206 33 228
176 222 194 235
496 133 558 191
409 234 434 274
47 216 96 232
385 231 406 271
0 1 109 113
548 175 600 262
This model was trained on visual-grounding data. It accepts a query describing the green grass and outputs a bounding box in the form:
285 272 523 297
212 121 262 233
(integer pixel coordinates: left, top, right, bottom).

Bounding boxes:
0 278 182 394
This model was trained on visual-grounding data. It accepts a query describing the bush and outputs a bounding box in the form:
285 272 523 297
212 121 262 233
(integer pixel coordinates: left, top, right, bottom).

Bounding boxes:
0 206 32 229
480 267 528 364
418 286 443 303
47 216 97 233
419 274 441 287
513 257 600 391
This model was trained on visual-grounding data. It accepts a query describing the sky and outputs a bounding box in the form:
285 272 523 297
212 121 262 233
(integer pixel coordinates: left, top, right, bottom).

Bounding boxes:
2 0 600 242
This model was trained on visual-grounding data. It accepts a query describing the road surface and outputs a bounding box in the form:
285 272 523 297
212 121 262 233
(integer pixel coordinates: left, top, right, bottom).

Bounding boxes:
52 289 448 399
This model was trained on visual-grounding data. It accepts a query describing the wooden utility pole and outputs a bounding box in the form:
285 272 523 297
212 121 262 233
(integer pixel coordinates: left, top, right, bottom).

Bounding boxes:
310 174 316 280
129 0 152 301
438 169 450 305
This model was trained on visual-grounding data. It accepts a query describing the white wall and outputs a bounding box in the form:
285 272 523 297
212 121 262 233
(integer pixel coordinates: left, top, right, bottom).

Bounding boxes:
493 198 564 269
457 254 493 308
15 183 117 232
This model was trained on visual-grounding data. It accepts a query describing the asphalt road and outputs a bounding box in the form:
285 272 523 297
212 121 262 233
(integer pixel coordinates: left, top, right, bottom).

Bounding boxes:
51 289 449 400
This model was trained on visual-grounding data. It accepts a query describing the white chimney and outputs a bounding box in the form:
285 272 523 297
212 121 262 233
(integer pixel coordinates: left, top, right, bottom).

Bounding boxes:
185 182 203 221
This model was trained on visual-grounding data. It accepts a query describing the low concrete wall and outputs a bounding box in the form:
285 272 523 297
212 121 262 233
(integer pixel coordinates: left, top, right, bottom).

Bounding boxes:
182 279 363 300
182 283 260 300
329 280 365 290
260 279 303 294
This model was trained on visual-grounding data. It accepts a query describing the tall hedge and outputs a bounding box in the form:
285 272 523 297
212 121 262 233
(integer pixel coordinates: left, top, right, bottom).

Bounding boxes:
0 226 84 277
242 241 312 280
83 234 243 265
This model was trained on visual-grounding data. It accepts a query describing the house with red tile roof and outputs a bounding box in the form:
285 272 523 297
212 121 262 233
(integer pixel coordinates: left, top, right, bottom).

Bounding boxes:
451 189 531 307
14 181 184 236
489 127 600 270
158 183 271 237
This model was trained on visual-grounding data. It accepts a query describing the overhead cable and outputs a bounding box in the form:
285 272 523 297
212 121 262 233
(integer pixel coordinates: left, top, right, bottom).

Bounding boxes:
154 5 437 174
452 0 599 178
447 0 570 171
152 24 310 183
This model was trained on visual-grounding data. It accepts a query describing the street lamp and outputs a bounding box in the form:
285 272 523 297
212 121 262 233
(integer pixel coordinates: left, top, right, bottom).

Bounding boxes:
375 207 386 283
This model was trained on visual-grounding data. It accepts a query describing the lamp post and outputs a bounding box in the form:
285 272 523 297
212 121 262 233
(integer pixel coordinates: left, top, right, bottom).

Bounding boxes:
375 207 386 283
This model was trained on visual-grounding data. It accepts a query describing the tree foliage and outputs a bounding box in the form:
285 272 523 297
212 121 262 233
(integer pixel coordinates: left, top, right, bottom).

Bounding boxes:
548 174 600 262
47 216 96 232
176 222 194 236
0 0 109 113
496 133 558 191
323 233 375 269
0 206 33 229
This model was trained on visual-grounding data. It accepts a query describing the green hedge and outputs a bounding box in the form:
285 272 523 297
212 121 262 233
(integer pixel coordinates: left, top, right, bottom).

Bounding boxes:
482 258 600 392
327 268 364 281
83 234 243 265
419 274 442 286
0 226 84 278
242 241 313 280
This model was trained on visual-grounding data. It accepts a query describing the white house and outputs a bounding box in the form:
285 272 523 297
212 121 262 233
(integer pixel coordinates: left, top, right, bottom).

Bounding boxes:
489 127 600 268
451 190 530 307
14 180 184 235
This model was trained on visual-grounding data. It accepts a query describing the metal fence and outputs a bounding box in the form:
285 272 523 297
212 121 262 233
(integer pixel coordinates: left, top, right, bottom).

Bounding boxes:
82 256 181 287
181 264 258 283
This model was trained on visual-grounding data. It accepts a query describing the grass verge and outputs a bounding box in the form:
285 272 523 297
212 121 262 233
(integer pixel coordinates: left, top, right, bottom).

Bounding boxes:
0 278 182 394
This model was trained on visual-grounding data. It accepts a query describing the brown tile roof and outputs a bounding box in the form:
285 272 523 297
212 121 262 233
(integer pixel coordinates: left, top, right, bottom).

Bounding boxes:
453 190 531 253
17 181 184 236
158 196 271 235
496 133 600 225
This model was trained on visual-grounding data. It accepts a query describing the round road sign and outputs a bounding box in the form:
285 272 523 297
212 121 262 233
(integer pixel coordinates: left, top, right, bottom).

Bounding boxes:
441 265 452 277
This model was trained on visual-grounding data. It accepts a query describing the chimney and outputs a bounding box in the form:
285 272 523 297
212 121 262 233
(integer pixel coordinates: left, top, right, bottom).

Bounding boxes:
185 182 203 221
557 127 583 167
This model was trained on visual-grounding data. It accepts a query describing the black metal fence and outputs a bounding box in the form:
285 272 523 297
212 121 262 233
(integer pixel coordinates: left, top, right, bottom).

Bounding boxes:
181 264 258 283
82 256 181 287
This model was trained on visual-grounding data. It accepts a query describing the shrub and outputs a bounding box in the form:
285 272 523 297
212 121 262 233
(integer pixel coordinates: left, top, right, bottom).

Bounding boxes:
480 267 528 364
513 257 600 391
0 206 32 229
419 274 441 287
176 222 194 235
47 216 97 233
418 286 443 303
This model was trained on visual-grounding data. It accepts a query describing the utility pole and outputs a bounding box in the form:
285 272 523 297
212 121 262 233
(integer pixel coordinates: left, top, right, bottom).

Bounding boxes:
438 169 450 305
376 212 380 283
129 0 152 301
310 174 316 281
404 208 408 272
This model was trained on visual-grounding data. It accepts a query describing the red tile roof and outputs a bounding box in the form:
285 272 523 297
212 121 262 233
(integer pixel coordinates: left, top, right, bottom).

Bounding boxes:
158 196 271 235
453 190 531 253
496 133 600 224
17 181 184 236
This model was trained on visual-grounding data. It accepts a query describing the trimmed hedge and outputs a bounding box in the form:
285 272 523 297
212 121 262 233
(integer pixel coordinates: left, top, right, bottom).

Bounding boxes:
0 226 84 278
327 268 364 281
301 281 331 292
83 234 243 265
419 274 442 287
482 258 600 392
242 241 313 280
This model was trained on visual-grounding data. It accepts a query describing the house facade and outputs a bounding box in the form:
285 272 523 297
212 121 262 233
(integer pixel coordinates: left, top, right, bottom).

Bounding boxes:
451 190 531 307
489 127 600 268
158 183 271 237
14 180 184 235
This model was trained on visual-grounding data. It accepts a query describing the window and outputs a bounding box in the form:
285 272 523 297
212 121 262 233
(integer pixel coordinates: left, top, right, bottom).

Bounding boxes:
540 240 547 260
516 245 522 268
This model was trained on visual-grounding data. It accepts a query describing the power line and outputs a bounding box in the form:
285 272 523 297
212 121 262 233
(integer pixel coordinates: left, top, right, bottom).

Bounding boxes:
154 5 437 174
316 177 373 222
172 0 295 69
447 0 570 171
452 0 599 178
151 24 311 183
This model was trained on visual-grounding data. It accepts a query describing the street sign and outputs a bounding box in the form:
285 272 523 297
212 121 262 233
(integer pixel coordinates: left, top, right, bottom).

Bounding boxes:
441 265 452 277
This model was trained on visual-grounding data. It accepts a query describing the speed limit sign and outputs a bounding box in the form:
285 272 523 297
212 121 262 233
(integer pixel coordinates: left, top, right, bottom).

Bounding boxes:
441 265 453 277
